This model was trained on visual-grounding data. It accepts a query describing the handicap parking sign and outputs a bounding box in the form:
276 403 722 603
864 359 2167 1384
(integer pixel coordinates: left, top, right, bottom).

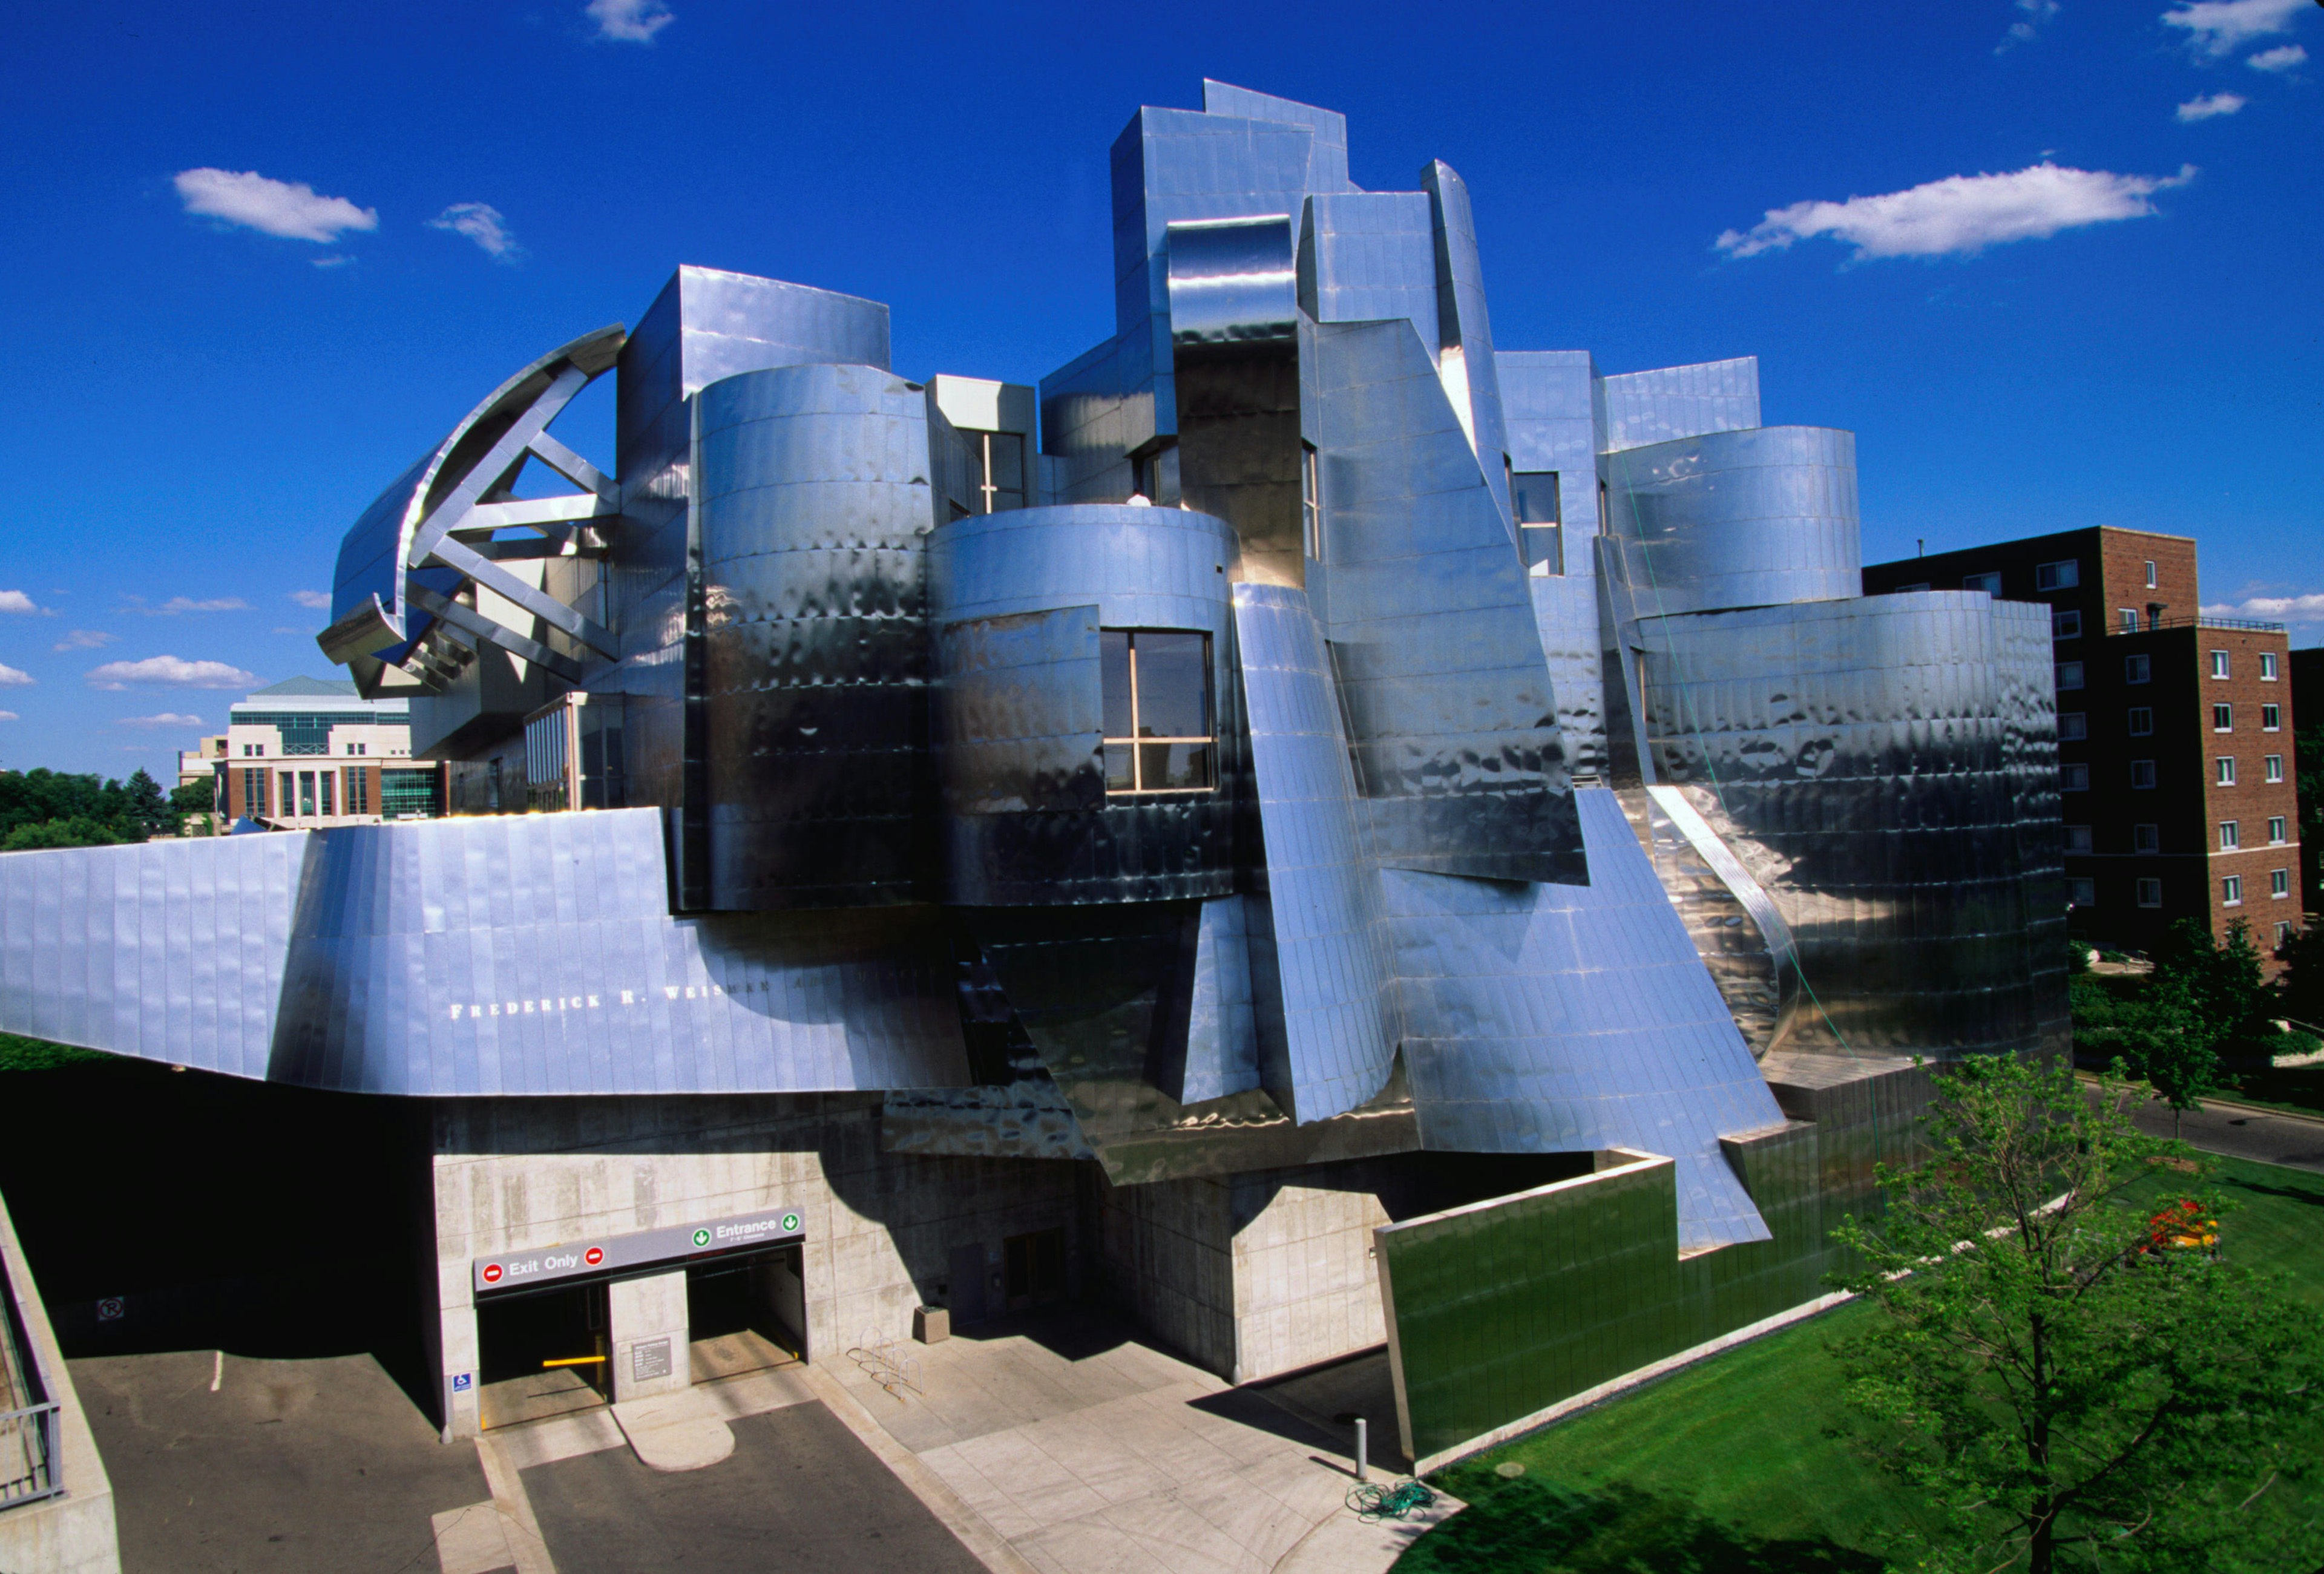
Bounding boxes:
451 1372 473 1393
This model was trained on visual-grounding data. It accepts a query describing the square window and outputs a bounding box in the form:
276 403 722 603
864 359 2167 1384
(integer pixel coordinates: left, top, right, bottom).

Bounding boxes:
2137 877 2163 908
2035 560 2079 591
2220 820 2240 851
2064 824 2093 853
2260 651 2278 680
2214 703 2234 732
2052 609 2081 640
2125 654 2151 684
2121 609 2142 632
2222 874 2243 907
1963 571 2003 595
2210 649 2231 679
2058 712 2087 741
2265 753 2283 782
2055 661 2085 692
2127 707 2153 736
2217 756 2237 785
2060 763 2090 792
2273 868 2292 899
2134 823 2160 854
2270 816 2288 845
2263 703 2281 731
1101 628 1216 795
2068 877 2096 907
2131 760 2158 789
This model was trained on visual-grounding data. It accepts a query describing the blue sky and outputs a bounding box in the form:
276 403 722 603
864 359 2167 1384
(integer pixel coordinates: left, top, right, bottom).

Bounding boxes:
2 0 2318 778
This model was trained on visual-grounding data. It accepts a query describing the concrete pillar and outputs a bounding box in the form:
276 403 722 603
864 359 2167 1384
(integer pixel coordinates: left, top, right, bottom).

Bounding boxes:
609 1269 691 1402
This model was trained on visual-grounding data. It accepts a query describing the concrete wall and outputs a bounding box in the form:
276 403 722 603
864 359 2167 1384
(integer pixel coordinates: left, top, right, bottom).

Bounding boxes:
427 1093 1079 1437
0 1186 120 1574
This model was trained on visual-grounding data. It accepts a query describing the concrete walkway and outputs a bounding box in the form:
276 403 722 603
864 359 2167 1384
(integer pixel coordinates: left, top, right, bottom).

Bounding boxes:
826 1308 1456 1574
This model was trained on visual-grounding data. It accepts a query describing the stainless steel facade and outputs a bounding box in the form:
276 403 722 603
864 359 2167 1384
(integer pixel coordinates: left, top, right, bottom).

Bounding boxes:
0 80 2066 1249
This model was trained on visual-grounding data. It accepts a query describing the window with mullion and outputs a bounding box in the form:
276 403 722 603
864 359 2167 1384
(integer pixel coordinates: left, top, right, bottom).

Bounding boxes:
1101 629 1215 795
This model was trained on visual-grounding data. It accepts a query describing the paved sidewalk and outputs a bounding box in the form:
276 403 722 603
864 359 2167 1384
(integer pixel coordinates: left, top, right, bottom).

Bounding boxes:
827 1308 1456 1574
2122 1090 2324 1172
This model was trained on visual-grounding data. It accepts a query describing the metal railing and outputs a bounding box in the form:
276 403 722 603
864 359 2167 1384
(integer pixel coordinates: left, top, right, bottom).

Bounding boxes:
2107 614 2286 635
0 1402 62 1509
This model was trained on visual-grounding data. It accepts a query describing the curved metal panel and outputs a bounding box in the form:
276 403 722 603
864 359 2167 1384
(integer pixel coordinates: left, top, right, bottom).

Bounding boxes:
1389 789 1785 1252
1635 592 2066 1056
1310 317 1583 883
1234 582 1399 1124
0 813 971 1095
1166 217 1298 349
695 362 936 909
927 505 1239 906
1601 425 1860 615
1636 783 1801 1058
1420 160 1509 521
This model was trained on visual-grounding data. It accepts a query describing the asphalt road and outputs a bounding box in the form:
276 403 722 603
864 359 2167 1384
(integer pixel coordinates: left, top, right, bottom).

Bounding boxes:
74 1349 489 1574
2121 1091 2324 1172
522 1401 987 1573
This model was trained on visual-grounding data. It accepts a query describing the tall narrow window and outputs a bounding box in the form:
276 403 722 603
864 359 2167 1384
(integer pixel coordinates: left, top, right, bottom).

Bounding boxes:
1301 443 1322 560
2220 821 2240 851
1512 470 1563 575
2210 649 2231 679
2263 703 2282 731
346 769 369 816
2144 559 2158 589
2127 707 2153 736
2134 824 2160 854
1101 630 1215 795
2136 878 2163 907
2265 753 2284 782
2273 869 2292 899
319 772 334 817
2217 756 2237 786
2270 816 2288 845
2260 651 2278 680
2214 703 2234 732
280 772 296 815
2125 654 2151 684
298 772 317 817
2222 875 2244 907
2131 760 2158 789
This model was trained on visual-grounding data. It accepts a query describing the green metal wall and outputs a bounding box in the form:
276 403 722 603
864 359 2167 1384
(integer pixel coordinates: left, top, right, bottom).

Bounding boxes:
1376 1052 1929 1464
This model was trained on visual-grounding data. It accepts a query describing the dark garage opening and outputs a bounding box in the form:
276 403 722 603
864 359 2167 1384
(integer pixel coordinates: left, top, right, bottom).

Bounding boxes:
476 1278 609 1430
686 1242 805 1383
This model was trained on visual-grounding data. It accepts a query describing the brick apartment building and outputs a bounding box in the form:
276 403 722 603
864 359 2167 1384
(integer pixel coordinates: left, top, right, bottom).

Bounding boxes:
221 676 444 827
1866 527 2303 968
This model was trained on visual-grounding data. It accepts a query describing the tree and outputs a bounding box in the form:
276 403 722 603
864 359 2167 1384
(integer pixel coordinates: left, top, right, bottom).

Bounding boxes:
1833 1054 2324 1574
2116 976 2214 1138
1 816 122 851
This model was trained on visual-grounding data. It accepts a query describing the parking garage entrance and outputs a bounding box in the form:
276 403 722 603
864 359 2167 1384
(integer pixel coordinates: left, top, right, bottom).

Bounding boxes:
476 1277 611 1431
685 1241 806 1383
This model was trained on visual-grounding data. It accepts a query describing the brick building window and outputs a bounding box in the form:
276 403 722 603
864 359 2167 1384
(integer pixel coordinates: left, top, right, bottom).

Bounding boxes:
2134 824 2159 853
2069 877 2096 906
2061 764 2090 792
2137 878 2163 907
1963 571 2002 595
2126 654 2151 684
2270 816 2288 845
2273 869 2292 900
2221 821 2240 851
2265 754 2284 782
2065 824 2093 853
346 769 370 816
2222 875 2244 907
2260 652 2278 680
2210 650 2231 679
2128 707 2153 736
2035 560 2079 591
2132 761 2157 789
2119 609 2142 632
2052 609 2081 640
2213 703 2234 732
2216 757 2237 786
2056 661 2085 691
2144 560 2158 589
2263 703 2281 731
2060 712 2087 741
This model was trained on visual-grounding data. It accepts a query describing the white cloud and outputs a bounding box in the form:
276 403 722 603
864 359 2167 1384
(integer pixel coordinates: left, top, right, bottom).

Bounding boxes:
312 254 356 270
2177 90 2250 117
128 595 251 615
271 626 317 636
586 0 673 42
2248 42 2308 69
85 656 257 691
0 663 32 688
117 712 205 729
1999 0 2061 51
2202 592 2324 625
172 168 378 244
0 712 18 722
428 203 521 262
1716 162 2196 261
0 590 42 615
289 589 333 610
2162 0 2309 56
53 629 114 652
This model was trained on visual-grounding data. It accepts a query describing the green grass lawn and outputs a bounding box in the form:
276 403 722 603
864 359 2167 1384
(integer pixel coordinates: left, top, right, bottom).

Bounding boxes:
0 1031 107 1070
1397 1156 2324 1573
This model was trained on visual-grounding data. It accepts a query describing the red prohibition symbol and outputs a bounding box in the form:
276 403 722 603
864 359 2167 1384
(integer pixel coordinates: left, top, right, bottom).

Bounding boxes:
585 1247 604 1267
481 1263 504 1285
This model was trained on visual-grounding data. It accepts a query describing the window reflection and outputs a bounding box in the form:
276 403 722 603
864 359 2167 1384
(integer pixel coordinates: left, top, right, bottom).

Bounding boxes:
1100 629 1215 795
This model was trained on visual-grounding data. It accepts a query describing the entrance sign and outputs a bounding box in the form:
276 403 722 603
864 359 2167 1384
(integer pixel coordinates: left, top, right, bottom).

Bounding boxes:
473 1204 804 1294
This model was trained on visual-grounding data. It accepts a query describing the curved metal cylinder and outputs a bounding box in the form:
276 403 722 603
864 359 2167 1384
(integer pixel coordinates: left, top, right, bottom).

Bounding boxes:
926 505 1240 905
1602 425 1859 615
696 362 936 910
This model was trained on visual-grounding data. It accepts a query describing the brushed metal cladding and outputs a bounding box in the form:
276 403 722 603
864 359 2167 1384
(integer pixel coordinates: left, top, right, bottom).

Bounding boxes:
609 269 893 898
1298 192 1440 353
1601 427 1860 615
931 606 1105 817
1198 80 1359 194
1169 895 1264 1104
1307 317 1583 884
0 832 306 1081
1388 788 1784 1252
1620 784 1801 1058
927 505 1238 905
1166 217 1298 349
0 812 972 1095
879 936 1096 1162
1497 349 1605 546
695 362 936 909
1600 358 1761 453
1531 572 1607 780
1420 160 1511 524
1233 583 1399 1125
1634 592 2066 1056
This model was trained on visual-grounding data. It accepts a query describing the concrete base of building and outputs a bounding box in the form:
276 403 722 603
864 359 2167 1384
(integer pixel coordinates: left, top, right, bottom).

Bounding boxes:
0 1189 120 1574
